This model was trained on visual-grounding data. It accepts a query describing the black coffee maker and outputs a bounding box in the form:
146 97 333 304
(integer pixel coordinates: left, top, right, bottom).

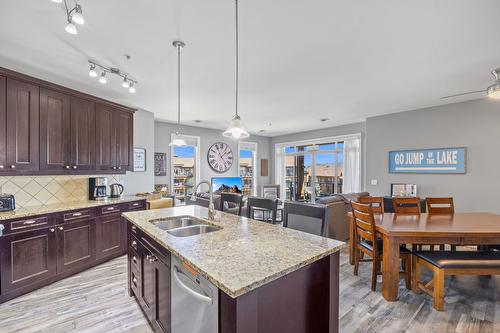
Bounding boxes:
89 177 108 200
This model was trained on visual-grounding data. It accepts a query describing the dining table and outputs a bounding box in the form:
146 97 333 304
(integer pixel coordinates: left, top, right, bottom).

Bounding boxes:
348 212 500 301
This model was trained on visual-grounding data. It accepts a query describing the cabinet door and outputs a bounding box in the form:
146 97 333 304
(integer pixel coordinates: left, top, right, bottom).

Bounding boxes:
96 212 123 260
115 111 133 171
152 256 171 333
0 227 57 293
70 97 95 170
6 78 39 171
39 88 71 171
56 219 95 273
0 76 6 172
95 104 117 171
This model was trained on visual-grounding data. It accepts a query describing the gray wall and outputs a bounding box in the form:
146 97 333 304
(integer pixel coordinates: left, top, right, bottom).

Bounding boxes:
155 121 272 193
365 98 500 213
270 122 366 186
124 110 155 195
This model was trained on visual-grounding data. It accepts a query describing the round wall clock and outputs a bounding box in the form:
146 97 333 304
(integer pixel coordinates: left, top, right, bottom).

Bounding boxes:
208 142 233 173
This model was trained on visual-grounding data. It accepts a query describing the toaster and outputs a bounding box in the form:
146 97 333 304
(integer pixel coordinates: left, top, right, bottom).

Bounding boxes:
0 194 15 212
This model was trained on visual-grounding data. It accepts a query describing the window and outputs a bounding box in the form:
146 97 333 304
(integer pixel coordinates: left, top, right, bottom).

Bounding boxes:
275 135 361 202
238 142 257 196
170 134 200 205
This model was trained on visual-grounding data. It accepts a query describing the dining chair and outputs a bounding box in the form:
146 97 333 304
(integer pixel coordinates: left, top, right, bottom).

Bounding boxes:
358 196 385 214
283 201 327 237
247 197 278 224
220 193 244 216
426 197 455 250
392 197 421 214
351 201 412 291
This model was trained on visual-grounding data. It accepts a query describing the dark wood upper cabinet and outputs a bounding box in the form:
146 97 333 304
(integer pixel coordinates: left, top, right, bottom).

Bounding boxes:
95 104 117 171
6 78 39 172
39 88 71 171
0 76 6 171
116 110 133 171
71 97 95 170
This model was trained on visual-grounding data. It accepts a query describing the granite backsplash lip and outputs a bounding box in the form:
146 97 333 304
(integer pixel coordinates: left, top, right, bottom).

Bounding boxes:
122 205 346 299
0 195 146 220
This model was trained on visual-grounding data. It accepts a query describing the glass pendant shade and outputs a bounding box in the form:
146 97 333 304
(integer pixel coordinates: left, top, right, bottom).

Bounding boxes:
223 114 250 139
71 12 84 25
169 132 187 147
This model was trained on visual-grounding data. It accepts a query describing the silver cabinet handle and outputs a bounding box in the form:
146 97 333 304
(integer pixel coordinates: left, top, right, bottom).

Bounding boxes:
23 220 37 225
50 228 55 232
131 225 137 231
132 256 137 263
65 165 70 169
72 166 77 169
117 166 122 170
132 203 139 206
132 277 137 284
10 165 15 169
131 240 137 246
73 212 82 217
0 224 4 236
0 165 4 169
149 256 157 263
58 226 64 231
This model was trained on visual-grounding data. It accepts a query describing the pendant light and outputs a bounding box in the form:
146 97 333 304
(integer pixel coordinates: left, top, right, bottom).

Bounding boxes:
487 69 500 99
223 0 250 139
169 41 188 147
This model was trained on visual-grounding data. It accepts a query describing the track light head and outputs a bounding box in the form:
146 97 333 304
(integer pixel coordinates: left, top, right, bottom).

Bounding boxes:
122 77 130 88
129 83 136 94
65 22 77 35
88 64 97 77
99 71 107 84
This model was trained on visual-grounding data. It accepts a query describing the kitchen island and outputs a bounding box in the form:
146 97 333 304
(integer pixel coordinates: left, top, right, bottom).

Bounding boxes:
123 205 345 333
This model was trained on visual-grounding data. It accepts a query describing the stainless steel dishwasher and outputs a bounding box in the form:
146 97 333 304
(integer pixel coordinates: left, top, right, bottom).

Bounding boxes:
171 255 219 333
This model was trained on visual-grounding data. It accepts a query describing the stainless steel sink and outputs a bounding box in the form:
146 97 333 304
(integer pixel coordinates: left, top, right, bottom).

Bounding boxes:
151 216 207 231
167 225 222 237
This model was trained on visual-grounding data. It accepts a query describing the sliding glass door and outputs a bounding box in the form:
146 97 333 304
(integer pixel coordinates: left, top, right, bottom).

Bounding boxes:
276 136 359 202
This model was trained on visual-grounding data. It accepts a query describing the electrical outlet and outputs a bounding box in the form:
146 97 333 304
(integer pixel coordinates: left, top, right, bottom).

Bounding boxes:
370 179 378 186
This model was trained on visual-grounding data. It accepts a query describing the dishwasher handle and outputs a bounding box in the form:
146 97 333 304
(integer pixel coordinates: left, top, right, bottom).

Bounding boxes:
173 265 213 304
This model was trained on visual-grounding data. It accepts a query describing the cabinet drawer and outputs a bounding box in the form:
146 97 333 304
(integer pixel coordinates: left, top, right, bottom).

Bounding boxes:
126 200 145 211
101 205 121 215
63 210 91 221
10 216 49 232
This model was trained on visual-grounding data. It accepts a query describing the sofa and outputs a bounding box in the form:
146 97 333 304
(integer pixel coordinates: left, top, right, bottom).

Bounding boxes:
313 192 370 241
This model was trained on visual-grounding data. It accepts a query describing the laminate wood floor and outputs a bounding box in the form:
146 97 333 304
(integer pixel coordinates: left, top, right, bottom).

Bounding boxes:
0 248 499 333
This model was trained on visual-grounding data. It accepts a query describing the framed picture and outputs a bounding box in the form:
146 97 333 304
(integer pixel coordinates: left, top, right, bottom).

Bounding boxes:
154 152 167 176
134 148 146 172
262 185 280 199
388 147 466 174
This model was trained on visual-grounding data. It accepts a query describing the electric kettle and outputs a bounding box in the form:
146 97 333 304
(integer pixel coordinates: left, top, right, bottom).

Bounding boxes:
109 183 124 198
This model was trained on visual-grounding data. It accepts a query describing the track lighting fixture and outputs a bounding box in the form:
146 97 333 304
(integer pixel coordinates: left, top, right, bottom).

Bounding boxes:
52 0 85 35
88 61 138 93
99 71 107 84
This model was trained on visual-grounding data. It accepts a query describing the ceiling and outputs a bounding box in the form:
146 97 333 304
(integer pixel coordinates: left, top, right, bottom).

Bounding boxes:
1 0 499 136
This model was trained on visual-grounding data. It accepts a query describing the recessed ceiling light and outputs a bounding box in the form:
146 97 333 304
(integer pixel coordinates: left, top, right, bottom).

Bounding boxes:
259 129 265 133
194 120 202 123
320 118 329 122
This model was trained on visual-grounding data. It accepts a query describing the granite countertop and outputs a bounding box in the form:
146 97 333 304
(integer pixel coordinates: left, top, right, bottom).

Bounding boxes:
122 205 345 298
0 195 146 220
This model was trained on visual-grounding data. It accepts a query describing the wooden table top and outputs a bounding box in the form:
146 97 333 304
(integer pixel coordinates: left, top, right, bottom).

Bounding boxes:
371 213 500 237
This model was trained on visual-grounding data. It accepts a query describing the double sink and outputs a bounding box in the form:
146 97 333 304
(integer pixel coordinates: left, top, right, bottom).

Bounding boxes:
151 216 222 237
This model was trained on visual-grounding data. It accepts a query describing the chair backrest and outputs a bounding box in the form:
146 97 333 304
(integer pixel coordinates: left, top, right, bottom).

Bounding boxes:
247 197 278 224
283 201 327 237
350 201 378 254
358 196 385 214
262 185 280 199
392 197 421 214
426 197 454 215
220 193 243 216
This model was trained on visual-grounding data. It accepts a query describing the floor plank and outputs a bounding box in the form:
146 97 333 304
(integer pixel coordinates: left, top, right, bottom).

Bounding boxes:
0 248 498 332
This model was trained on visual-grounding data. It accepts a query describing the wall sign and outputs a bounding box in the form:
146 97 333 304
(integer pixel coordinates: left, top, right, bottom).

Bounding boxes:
154 153 167 176
133 148 146 172
389 147 466 174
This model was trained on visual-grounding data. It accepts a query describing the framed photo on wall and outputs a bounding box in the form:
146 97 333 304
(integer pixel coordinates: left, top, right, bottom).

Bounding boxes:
154 152 167 176
134 148 146 172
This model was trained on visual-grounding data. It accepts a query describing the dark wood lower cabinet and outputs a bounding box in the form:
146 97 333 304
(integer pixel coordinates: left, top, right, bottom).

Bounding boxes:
0 227 57 294
128 225 171 333
0 199 146 304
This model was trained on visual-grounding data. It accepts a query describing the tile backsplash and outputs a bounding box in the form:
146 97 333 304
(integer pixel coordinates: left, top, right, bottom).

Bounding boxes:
0 175 124 208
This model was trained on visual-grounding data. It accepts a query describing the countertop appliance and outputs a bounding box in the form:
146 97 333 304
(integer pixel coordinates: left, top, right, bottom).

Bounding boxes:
171 255 218 333
0 193 15 212
89 177 108 200
109 183 124 198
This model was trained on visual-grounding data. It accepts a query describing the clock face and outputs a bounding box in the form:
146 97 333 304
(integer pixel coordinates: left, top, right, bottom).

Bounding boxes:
208 142 233 173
